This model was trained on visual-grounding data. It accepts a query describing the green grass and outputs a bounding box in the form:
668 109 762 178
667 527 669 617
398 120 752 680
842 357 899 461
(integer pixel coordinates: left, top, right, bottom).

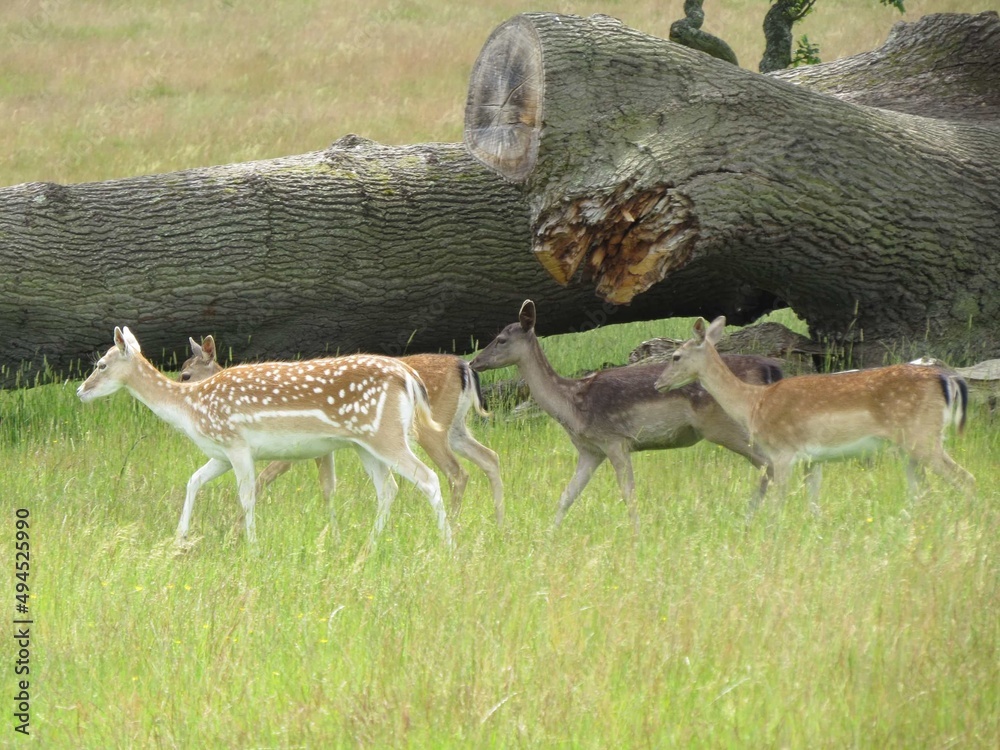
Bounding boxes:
2 317 997 747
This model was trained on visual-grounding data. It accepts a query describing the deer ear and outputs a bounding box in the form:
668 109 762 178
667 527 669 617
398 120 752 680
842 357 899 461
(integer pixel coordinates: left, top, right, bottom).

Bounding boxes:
519 299 536 332
116 326 141 356
691 318 708 342
705 316 727 346
188 337 203 357
201 335 216 361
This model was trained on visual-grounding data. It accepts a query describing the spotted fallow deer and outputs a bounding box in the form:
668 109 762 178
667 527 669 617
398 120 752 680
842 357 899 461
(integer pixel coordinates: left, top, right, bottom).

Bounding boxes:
77 327 452 546
470 300 784 532
655 316 975 518
181 336 504 526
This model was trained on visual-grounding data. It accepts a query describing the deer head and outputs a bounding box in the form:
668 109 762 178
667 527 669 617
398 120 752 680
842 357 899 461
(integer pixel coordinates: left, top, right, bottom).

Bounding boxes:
77 326 144 402
654 316 727 392
470 299 538 372
180 335 221 382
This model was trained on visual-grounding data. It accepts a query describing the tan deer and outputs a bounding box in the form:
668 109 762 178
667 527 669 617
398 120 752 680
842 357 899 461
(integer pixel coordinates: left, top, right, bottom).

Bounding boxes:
181 336 504 525
470 300 784 532
78 326 452 546
655 316 975 518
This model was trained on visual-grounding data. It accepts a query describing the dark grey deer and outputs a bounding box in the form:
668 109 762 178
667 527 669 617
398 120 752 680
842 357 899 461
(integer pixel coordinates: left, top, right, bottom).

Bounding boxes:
470 300 783 531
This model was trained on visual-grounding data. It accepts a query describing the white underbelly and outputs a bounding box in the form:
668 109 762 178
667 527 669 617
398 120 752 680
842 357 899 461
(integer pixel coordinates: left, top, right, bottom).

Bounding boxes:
797 436 884 463
243 432 355 461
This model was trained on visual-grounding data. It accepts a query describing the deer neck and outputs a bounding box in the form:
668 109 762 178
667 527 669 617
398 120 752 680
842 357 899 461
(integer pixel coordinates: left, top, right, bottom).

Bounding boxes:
124 355 199 433
697 346 764 431
515 336 584 429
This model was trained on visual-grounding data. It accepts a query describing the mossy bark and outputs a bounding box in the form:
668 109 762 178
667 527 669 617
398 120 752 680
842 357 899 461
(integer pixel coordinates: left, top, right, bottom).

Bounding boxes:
1 139 521 383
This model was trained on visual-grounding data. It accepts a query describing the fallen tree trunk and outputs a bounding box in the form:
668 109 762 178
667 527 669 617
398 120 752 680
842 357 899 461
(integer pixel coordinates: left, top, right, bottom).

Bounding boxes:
464 11 1000 365
0 136 769 387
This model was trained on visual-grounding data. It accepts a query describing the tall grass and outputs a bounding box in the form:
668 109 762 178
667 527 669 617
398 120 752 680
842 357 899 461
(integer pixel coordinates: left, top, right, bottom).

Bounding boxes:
1 317 997 747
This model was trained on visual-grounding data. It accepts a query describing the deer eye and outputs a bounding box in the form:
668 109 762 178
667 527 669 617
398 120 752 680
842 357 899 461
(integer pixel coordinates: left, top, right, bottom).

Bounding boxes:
496 337 507 346
180 372 191 382
98 362 107 371
672 352 682 362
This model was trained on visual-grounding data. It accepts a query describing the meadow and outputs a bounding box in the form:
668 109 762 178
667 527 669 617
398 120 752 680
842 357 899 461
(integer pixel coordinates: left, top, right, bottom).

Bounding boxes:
2 0 999 747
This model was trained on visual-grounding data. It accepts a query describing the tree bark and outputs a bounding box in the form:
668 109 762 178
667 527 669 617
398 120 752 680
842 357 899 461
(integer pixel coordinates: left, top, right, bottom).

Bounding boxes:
464 11 1000 365
0 136 767 387
0 139 512 383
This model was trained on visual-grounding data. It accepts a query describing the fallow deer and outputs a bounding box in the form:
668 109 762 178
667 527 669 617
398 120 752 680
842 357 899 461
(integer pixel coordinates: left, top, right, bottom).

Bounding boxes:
655 316 975 518
181 336 504 525
470 300 783 532
78 327 452 546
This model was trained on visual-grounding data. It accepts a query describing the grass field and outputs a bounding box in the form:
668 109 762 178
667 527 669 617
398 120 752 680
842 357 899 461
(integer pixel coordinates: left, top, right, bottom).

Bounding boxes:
2 0 998 747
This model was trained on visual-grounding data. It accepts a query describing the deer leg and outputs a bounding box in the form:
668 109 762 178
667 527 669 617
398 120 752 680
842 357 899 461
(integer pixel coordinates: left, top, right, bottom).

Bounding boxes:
316 453 337 503
255 460 294 495
418 429 468 520
394 450 452 547
924 450 976 497
365 441 452 547
554 449 605 528
315 453 338 534
750 460 772 505
804 462 823 517
355 448 399 542
450 425 505 528
747 456 792 526
699 420 772 512
746 459 773 517
604 443 639 534
177 457 231 542
905 456 928 500
227 448 259 544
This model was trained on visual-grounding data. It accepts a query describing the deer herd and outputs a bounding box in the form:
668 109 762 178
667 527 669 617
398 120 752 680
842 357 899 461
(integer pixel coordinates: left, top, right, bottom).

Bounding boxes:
77 299 975 548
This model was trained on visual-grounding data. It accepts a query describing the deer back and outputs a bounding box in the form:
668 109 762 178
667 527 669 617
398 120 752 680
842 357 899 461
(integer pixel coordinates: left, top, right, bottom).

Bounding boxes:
567 355 778 446
751 363 959 452
185 355 418 447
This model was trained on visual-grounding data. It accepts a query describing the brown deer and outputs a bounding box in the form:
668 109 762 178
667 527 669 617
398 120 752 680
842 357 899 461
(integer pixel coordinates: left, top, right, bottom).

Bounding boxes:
78 327 452 547
470 300 783 532
655 316 975 518
181 336 504 525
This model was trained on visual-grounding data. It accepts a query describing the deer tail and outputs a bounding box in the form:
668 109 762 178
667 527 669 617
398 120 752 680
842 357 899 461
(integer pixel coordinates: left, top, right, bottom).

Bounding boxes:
459 360 491 418
403 367 444 437
938 372 969 435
